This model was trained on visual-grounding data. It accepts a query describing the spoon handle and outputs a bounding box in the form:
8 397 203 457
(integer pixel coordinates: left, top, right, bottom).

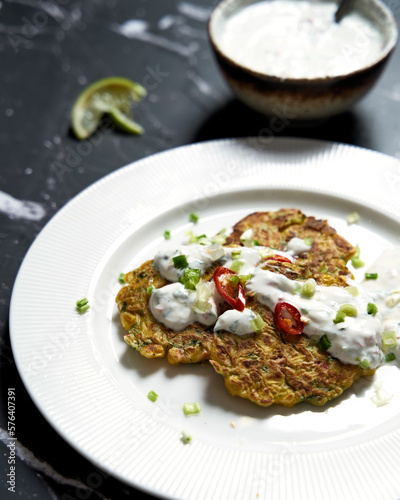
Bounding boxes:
335 0 356 22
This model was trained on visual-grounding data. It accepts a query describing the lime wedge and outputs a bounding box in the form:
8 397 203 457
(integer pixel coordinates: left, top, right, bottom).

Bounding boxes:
109 107 145 135
71 77 147 140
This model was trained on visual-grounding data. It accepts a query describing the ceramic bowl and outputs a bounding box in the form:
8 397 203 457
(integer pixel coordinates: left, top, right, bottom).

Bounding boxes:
208 0 398 123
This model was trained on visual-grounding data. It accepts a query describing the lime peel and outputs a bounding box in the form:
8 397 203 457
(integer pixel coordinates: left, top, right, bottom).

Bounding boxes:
71 77 146 140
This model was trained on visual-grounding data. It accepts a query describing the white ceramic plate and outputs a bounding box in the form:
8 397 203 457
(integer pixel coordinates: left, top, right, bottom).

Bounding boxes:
10 138 400 500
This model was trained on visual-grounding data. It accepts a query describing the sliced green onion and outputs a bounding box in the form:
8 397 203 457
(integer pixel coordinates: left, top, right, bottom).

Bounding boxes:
385 293 400 308
183 402 201 415
365 273 378 280
318 334 332 352
303 237 313 246
181 431 192 444
179 268 201 290
76 298 90 313
192 281 213 313
253 240 261 246
385 352 396 362
230 260 244 273
359 358 370 369
367 303 378 316
333 311 346 324
239 273 252 284
189 212 199 223
212 228 227 245
231 250 242 260
250 314 266 333
339 303 358 317
229 275 240 286
346 212 360 225
147 285 155 295
382 331 397 351
240 228 254 247
118 272 126 284
351 257 365 269
147 390 158 402
345 286 359 297
173 255 188 269
351 245 365 268
371 382 393 406
185 231 212 245
301 278 316 298
163 230 171 240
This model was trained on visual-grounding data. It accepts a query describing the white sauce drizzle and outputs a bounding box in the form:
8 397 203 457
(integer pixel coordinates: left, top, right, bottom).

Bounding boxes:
149 282 218 332
148 239 400 369
218 0 385 79
215 308 257 335
286 237 312 256
247 268 383 368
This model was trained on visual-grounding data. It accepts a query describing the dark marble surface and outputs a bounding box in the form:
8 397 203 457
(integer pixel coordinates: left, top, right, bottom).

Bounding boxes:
1 1 400 499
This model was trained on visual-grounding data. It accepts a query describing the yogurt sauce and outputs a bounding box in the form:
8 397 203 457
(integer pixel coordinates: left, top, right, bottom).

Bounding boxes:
148 238 400 369
361 247 400 363
247 268 383 368
218 0 385 79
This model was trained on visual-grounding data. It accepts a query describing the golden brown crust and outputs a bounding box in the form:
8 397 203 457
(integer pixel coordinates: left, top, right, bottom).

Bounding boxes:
115 208 371 408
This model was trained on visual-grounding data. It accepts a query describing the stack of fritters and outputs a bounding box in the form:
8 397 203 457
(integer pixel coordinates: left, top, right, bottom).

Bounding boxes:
115 209 374 407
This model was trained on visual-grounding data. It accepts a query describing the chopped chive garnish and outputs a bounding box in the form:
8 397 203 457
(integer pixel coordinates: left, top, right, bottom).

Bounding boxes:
385 293 400 308
382 331 397 351
345 286 359 297
239 273 252 284
173 255 188 269
346 212 360 225
164 230 171 239
303 237 313 246
76 298 90 313
365 273 378 280
385 352 396 362
339 303 358 317
351 257 365 269
229 275 240 286
359 358 370 370
183 402 201 415
213 228 227 245
189 212 199 223
301 278 316 298
179 268 201 290
147 390 158 402
250 314 266 333
333 311 346 324
367 303 378 316
318 334 331 352
118 273 125 284
181 431 192 444
230 260 244 273
351 245 365 268
147 285 155 295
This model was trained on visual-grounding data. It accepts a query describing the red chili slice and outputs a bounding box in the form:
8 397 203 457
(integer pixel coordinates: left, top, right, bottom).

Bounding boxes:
213 266 246 312
274 302 304 335
265 254 291 263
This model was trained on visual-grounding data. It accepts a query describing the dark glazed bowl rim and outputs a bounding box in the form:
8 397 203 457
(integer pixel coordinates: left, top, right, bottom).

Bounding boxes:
208 0 398 84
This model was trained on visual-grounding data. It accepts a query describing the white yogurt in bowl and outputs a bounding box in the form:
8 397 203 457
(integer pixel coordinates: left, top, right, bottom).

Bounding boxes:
208 0 397 120
218 0 388 79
